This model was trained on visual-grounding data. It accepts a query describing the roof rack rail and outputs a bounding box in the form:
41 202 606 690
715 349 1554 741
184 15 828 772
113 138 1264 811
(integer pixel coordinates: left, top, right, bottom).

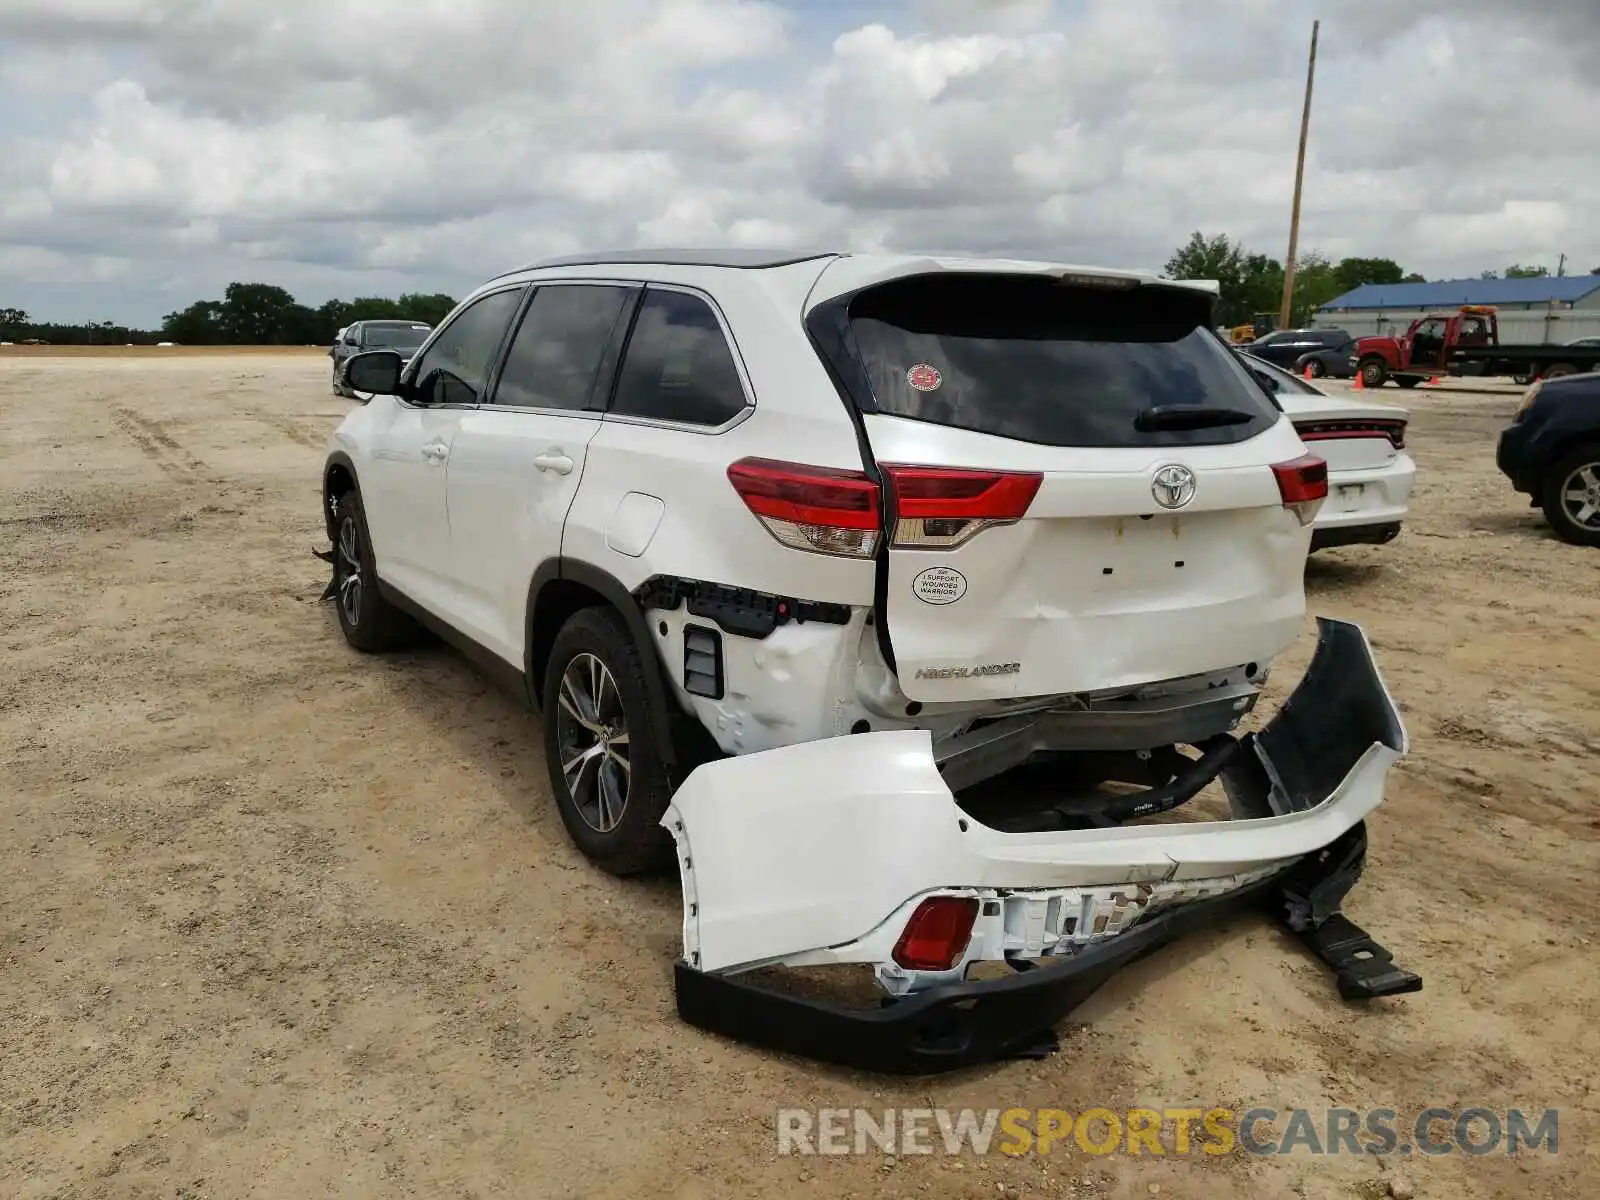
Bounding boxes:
487 248 843 280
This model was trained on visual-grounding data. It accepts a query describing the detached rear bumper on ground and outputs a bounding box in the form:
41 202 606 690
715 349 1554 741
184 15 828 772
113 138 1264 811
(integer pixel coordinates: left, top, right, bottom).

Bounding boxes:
663 617 1421 1074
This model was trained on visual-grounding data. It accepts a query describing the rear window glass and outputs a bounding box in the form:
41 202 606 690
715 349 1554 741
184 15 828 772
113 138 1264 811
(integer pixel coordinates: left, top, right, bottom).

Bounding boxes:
363 323 431 349
843 275 1280 448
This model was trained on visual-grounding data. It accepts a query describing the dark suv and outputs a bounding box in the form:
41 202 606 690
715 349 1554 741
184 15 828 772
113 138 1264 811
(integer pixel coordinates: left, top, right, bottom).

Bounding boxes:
330 320 433 397
1242 328 1354 376
1496 370 1600 546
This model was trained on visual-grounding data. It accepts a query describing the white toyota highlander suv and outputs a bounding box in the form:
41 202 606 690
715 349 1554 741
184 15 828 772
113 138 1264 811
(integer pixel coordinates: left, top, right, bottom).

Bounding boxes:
321 250 1418 1072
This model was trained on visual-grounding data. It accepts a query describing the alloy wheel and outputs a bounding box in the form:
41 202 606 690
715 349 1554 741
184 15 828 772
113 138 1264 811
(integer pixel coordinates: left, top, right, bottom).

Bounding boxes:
555 652 631 833
336 517 363 624
1560 461 1600 532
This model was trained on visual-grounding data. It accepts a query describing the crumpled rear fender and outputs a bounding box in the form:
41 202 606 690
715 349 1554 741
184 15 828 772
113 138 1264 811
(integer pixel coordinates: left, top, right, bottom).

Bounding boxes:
662 617 1407 977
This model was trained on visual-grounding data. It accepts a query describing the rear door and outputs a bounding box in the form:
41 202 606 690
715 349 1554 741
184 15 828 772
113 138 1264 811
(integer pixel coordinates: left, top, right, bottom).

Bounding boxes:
1254 332 1305 366
825 272 1315 704
444 282 638 665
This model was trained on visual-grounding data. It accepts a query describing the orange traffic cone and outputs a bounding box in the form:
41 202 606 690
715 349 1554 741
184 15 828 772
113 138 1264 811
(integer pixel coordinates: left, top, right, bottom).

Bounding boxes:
1427 375 1442 387
1352 370 1365 390
1303 363 1315 381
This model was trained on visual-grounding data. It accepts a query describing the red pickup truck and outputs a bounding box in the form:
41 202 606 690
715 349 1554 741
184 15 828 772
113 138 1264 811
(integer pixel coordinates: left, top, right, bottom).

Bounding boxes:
1353 305 1600 388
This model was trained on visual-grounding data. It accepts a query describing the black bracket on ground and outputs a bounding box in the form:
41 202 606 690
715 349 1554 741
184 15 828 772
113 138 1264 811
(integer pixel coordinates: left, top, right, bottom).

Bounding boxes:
1267 820 1423 1001
314 546 337 601
1293 913 1424 1001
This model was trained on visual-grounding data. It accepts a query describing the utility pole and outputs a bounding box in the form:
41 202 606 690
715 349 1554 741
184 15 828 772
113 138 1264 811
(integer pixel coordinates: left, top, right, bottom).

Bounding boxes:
1279 19 1319 331
1557 252 1566 277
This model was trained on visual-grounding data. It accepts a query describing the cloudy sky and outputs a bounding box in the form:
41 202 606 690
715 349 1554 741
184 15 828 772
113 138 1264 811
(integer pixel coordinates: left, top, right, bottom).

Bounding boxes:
1 0 1596 326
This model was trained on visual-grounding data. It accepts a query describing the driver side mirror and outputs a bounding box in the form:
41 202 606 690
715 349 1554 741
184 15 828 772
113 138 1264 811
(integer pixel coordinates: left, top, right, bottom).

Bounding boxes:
343 350 404 396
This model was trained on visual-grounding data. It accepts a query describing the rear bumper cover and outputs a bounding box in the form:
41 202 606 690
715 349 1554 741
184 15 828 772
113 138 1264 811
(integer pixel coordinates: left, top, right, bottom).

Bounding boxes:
662 618 1420 1073
1311 521 1402 550
1311 456 1414 544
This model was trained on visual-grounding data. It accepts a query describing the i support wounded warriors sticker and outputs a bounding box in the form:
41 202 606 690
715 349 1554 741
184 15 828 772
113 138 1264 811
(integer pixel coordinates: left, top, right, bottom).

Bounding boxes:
906 363 943 392
912 566 967 605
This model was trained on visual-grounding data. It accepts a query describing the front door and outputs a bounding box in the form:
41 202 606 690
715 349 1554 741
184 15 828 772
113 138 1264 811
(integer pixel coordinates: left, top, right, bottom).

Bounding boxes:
360 286 526 617
1406 318 1446 370
445 282 640 666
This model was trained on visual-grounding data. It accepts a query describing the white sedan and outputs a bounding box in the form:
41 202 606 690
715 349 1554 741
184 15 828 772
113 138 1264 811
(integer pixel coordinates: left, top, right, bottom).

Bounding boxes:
1241 353 1417 551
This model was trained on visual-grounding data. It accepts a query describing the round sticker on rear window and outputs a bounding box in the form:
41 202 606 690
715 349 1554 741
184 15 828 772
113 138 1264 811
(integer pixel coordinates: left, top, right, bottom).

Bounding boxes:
906 363 943 392
912 566 967 605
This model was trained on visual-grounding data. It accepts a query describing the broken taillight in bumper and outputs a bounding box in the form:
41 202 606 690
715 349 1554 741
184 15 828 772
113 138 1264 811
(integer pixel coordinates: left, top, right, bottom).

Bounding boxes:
661 617 1421 1075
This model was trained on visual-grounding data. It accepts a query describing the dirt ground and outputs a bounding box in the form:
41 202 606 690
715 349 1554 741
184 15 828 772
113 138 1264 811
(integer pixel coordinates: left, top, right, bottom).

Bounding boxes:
2 353 1596 1200
0 346 325 359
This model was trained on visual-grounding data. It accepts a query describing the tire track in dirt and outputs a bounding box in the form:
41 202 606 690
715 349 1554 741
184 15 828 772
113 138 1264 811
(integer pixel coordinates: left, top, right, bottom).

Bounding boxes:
111 406 211 482
243 409 327 450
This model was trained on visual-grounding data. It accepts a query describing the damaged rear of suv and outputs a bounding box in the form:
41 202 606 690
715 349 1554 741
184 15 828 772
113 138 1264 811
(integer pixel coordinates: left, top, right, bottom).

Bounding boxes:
660 259 1418 1071
321 250 1419 1074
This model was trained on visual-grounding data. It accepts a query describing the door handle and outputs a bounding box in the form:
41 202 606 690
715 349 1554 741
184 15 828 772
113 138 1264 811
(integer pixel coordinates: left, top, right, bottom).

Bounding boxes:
533 451 574 475
421 441 449 462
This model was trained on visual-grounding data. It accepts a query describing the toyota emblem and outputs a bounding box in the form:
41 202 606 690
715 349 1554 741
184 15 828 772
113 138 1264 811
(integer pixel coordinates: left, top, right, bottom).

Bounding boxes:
1151 464 1196 510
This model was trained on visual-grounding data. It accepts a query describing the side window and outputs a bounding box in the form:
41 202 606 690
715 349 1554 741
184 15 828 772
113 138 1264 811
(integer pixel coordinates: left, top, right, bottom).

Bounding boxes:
490 284 634 411
409 288 524 406
610 289 749 427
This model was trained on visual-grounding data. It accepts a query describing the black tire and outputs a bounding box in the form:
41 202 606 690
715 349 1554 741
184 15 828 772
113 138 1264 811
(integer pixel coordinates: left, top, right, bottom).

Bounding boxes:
1359 357 1388 388
1306 358 1327 378
1540 442 1600 548
1395 376 1422 389
541 607 674 877
1541 363 1578 380
330 489 417 651
331 364 348 398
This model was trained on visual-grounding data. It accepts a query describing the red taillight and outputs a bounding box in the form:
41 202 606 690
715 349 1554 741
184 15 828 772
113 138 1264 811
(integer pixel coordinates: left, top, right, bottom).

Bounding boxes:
1294 419 1407 450
727 457 881 558
892 895 980 972
881 464 1042 550
1272 454 1328 527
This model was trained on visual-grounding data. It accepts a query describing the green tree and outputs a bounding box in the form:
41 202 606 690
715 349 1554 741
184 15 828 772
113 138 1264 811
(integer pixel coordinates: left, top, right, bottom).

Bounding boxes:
1289 251 1343 321
1403 272 1426 282
1163 233 1369 327
1333 257 1405 293
1504 264 1550 279
161 300 228 344
398 292 459 325
0 307 28 338
1238 253 1286 324
136 282 461 346
218 282 303 344
1164 232 1244 290
1163 232 1282 326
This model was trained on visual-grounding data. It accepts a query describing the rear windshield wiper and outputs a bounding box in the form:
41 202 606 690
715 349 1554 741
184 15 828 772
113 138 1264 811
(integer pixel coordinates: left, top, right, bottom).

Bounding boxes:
1133 405 1258 432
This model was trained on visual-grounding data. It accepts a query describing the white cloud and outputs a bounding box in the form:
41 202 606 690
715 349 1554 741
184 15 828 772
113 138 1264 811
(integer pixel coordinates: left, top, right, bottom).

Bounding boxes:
0 0 1597 324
